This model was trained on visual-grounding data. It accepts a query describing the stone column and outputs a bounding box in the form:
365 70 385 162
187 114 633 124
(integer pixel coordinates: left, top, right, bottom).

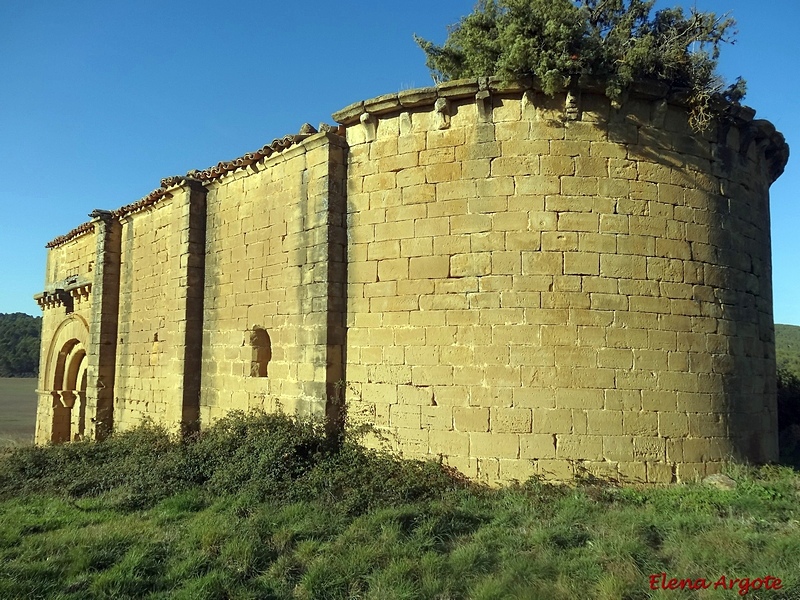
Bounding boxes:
323 135 348 434
85 210 121 440
177 180 207 435
291 133 348 429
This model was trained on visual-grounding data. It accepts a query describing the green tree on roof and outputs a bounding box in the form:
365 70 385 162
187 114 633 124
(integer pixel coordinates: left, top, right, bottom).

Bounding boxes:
415 0 746 130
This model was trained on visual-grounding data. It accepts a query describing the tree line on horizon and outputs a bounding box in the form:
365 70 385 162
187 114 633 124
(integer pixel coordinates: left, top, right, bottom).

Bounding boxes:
0 313 41 378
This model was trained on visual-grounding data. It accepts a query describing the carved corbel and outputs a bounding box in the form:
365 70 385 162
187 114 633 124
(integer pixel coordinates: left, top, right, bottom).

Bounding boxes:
565 87 580 121
360 112 377 142
399 111 412 135
652 99 669 129
476 91 492 122
521 89 536 118
54 289 74 314
89 209 114 223
435 98 451 130
476 77 492 122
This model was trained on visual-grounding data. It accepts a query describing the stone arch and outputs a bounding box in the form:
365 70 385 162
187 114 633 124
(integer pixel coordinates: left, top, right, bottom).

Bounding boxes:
250 327 272 378
43 315 90 443
65 346 88 441
43 314 90 390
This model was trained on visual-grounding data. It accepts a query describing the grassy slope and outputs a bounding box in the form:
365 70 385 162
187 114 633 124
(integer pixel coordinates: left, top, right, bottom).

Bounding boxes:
0 413 798 600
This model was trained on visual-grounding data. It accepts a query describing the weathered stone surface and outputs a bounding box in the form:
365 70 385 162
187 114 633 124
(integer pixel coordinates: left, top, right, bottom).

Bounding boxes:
703 473 737 491
36 81 787 487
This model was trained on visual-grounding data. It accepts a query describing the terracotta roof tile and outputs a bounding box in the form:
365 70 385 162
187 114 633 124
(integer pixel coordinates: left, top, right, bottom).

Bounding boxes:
46 124 328 248
45 222 95 249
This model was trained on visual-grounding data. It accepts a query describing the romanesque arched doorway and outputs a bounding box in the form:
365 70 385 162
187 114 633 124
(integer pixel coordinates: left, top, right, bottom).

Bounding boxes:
40 315 91 444
51 339 88 442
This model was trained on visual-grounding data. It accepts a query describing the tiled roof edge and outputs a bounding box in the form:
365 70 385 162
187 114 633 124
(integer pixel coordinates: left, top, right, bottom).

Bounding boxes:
46 123 343 248
45 221 95 249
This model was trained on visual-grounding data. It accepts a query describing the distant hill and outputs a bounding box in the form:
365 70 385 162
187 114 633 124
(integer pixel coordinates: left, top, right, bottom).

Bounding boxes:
0 313 41 377
776 324 800 380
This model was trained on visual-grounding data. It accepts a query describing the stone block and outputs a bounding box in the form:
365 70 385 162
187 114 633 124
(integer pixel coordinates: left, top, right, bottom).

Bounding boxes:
537 459 575 480
429 430 469 455
498 458 537 483
420 147 454 165
415 217 450 238
451 253 491 277
402 183 435 204
411 365 454 386
377 258 409 281
389 404 420 429
533 408 573 434
600 255 647 279
470 432 520 459
564 252 599 275
540 155 575 176
491 407 532 433
491 155 539 177
367 240 401 261
618 461 647 483
451 214 492 234
426 163 462 184
434 235 470 254
375 220 415 241
561 176 599 196
623 411 659 436
397 384 433 405
688 413 727 438
551 140 591 156
422 406 454 430
401 237 433 258
578 233 616 253
490 251 521 275
558 212 599 232
396 427 429 456
409 256 450 280
520 433 557 459
633 436 665 461
555 388 604 410
557 434 603 460
477 177 515 197
586 410 623 435
575 156 608 177
515 175 560 195
470 232 505 253
453 407 490 432
542 232 578 252
468 197 507 214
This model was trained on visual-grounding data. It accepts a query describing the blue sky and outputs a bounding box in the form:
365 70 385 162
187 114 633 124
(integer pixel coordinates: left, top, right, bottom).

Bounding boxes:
1 0 797 324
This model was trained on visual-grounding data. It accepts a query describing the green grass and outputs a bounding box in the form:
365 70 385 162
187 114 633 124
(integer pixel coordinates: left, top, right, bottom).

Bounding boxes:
0 412 798 599
0 377 36 448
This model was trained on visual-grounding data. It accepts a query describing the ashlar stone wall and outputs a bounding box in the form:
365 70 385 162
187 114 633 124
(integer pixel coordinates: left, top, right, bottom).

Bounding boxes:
200 132 347 424
114 183 206 433
35 79 788 485
336 81 785 483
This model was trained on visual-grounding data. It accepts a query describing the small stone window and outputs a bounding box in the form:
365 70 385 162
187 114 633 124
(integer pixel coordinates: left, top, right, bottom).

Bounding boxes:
250 327 272 377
